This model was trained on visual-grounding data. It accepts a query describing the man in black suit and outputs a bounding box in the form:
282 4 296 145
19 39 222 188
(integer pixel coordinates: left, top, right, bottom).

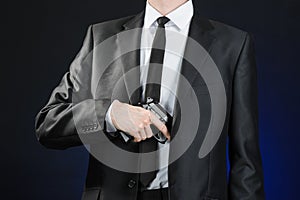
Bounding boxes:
35 0 265 199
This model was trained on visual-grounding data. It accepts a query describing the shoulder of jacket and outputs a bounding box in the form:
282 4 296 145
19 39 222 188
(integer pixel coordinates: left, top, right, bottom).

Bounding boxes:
91 15 135 32
209 19 248 37
206 18 250 50
87 15 137 44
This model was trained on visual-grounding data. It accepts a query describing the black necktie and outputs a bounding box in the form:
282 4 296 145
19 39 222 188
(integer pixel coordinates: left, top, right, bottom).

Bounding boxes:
144 16 170 103
140 16 170 188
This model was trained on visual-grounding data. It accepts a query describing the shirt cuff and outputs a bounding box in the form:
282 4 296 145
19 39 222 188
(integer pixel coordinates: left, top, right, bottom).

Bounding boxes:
105 103 130 142
105 104 117 132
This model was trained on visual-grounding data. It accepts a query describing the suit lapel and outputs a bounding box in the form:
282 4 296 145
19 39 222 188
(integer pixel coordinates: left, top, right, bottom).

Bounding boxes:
117 11 145 105
172 12 216 136
181 13 216 87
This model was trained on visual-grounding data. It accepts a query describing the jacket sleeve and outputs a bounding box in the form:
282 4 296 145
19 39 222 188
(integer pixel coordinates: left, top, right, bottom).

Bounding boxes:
228 33 265 199
35 25 112 150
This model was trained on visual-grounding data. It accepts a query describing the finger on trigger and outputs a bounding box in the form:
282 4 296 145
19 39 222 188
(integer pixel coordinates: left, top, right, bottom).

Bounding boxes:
159 124 170 140
149 112 170 140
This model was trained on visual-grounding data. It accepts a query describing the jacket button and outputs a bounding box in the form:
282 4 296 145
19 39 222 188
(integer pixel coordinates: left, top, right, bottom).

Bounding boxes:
127 179 136 188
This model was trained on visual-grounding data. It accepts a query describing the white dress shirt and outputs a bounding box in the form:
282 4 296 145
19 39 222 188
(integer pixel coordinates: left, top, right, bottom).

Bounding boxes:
106 0 194 189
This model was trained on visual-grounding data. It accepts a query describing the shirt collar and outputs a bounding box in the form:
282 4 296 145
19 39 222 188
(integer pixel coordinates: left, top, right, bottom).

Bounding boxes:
144 0 194 30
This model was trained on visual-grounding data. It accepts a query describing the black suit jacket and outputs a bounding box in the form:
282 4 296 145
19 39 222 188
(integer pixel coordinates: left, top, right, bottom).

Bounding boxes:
35 10 265 200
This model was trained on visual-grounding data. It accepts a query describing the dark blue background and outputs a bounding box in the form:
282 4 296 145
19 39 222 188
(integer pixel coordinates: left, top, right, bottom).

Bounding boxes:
2 0 299 199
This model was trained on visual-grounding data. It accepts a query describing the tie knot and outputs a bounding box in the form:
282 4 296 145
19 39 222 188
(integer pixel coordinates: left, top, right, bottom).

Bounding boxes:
156 16 170 27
